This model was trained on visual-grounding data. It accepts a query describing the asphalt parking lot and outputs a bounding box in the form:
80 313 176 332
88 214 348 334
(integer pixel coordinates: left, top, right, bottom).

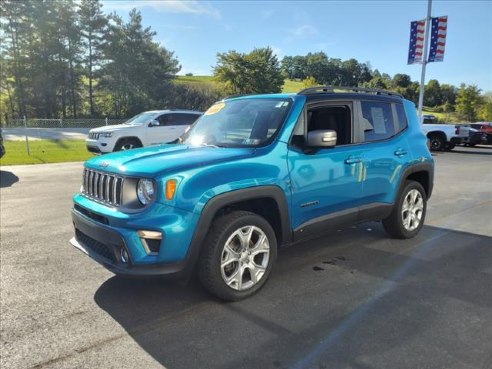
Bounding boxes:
1 146 491 369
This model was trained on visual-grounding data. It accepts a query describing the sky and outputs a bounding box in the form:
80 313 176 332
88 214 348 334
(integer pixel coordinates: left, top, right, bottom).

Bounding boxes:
102 0 492 92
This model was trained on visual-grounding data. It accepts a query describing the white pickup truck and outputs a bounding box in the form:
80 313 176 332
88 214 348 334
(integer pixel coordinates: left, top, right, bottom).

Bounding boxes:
421 115 470 151
86 110 202 154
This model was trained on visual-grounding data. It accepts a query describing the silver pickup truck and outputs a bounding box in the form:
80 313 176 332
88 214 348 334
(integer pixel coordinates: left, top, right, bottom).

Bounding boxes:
421 115 470 151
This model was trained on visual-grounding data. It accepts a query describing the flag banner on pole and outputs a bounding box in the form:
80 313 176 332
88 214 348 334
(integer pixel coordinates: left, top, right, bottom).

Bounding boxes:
428 16 448 62
408 19 426 64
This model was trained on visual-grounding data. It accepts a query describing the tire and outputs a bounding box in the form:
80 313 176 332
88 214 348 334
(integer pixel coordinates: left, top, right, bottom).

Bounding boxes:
445 143 455 151
382 181 427 239
198 211 277 301
114 138 142 152
429 134 445 151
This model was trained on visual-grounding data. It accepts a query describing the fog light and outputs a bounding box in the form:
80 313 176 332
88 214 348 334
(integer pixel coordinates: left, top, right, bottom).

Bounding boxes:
137 230 162 255
120 248 129 264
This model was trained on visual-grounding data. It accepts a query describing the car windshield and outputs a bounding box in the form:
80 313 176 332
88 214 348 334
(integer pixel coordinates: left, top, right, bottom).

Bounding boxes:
182 98 292 147
124 112 159 125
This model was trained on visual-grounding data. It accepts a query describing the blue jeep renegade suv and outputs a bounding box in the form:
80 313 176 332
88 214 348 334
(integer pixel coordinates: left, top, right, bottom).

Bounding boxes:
70 86 434 300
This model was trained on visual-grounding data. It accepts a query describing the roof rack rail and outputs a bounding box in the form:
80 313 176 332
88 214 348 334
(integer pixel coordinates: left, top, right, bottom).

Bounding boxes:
298 85 403 98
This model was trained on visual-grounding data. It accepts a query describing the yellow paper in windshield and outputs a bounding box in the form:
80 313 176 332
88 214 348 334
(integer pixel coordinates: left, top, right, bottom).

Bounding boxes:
204 102 225 115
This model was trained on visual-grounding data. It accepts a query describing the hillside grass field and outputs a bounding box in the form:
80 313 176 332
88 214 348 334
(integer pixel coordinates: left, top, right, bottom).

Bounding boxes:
176 76 461 122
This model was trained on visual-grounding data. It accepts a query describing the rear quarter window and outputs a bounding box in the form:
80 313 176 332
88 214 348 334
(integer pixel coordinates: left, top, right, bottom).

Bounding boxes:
395 104 408 133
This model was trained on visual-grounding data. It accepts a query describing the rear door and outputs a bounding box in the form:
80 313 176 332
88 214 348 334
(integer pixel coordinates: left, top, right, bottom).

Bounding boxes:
357 100 411 220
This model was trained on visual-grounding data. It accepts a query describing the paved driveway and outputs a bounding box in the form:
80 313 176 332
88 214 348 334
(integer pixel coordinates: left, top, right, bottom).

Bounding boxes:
1 146 491 369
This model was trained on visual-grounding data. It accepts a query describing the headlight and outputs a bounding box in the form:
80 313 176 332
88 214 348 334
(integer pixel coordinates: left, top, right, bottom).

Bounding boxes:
137 179 155 205
102 132 113 138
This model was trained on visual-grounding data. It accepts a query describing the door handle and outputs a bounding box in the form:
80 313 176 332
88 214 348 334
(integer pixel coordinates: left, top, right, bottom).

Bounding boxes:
394 149 408 157
345 157 362 165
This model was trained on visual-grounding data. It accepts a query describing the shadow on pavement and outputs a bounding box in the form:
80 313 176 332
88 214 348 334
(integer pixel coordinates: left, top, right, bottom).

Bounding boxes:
451 145 492 155
0 170 19 188
94 225 492 369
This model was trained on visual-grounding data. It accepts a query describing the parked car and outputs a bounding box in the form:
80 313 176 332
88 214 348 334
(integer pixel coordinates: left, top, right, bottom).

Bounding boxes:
421 115 470 151
0 129 5 159
470 122 492 144
86 110 202 154
70 86 434 300
463 127 488 147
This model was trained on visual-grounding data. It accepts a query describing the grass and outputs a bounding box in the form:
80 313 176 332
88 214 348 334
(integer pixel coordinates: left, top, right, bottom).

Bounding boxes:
176 75 306 94
282 79 304 93
0 139 92 166
422 109 461 123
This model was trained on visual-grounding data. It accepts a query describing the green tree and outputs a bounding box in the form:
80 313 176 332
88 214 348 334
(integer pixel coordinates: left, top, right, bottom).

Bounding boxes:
214 47 283 94
79 0 108 116
392 74 412 88
424 79 442 107
100 9 180 116
455 84 483 122
478 92 492 121
440 84 457 106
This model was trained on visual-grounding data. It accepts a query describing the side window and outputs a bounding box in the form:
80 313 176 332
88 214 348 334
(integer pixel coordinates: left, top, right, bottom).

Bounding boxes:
361 101 395 142
180 114 201 125
290 110 306 148
157 114 172 126
395 104 408 133
307 105 352 145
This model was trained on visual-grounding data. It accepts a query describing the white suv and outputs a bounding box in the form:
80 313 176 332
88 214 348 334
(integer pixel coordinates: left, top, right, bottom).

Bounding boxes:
86 110 202 154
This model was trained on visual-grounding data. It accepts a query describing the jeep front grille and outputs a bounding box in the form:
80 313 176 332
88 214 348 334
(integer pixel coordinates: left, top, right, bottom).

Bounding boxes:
88 132 100 139
82 169 124 207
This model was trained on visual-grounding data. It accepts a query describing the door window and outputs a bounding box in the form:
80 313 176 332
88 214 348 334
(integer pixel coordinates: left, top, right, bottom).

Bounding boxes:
360 101 396 142
290 103 353 147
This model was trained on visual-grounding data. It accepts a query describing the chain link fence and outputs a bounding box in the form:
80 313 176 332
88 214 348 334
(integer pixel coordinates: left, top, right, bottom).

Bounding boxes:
0 117 130 163
3 117 128 129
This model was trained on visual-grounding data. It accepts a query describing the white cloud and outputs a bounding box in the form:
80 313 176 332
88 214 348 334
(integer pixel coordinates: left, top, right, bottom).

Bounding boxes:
102 1 221 19
290 25 318 38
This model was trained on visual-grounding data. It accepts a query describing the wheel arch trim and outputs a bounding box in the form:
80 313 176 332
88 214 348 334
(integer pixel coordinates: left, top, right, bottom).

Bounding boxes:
183 186 291 273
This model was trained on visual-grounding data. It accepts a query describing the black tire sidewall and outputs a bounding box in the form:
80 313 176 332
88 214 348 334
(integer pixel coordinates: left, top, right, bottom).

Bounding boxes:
115 138 141 152
430 135 444 151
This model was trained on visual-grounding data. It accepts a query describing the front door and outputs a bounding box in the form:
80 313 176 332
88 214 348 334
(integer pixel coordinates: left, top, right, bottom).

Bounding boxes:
287 101 364 238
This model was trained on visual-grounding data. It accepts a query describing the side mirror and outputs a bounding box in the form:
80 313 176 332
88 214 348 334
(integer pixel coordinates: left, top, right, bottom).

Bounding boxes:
306 130 337 148
149 119 159 127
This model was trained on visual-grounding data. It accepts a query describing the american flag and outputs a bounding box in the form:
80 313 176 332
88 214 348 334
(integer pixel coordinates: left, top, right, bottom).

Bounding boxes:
408 19 426 64
428 16 448 62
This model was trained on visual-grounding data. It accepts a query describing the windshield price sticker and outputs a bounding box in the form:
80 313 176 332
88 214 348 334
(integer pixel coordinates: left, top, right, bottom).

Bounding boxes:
205 102 225 116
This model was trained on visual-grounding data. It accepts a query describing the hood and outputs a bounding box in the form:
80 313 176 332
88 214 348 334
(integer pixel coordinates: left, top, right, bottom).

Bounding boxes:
85 144 255 177
90 123 139 133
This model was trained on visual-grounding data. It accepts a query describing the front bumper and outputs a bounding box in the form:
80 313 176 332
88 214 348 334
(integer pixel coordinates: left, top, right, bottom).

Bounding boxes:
70 207 196 277
86 138 112 154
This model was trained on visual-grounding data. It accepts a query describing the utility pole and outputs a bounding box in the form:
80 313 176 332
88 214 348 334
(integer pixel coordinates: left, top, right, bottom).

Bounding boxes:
417 0 433 123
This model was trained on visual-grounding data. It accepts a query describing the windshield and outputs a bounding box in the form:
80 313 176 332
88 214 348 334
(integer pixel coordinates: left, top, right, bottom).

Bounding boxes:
182 98 292 147
124 112 159 125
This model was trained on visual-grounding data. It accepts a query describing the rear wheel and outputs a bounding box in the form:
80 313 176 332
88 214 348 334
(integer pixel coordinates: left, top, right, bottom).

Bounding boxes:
383 181 427 239
429 134 445 151
114 138 142 152
198 211 277 301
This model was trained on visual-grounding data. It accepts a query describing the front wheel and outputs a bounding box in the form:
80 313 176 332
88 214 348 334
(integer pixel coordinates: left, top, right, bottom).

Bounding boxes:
383 181 427 239
198 211 277 301
114 138 142 152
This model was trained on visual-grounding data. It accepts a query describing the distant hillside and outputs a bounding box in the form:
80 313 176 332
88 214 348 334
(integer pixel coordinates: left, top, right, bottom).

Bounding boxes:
176 75 304 93
174 76 462 122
